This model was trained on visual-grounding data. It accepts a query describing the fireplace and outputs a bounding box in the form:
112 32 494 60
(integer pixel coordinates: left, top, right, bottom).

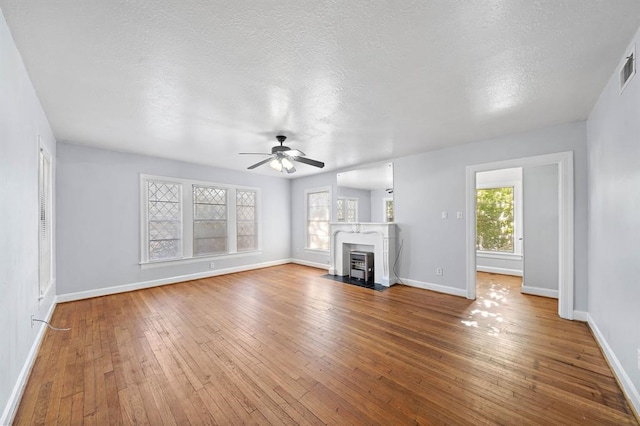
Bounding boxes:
350 251 374 282
329 223 398 286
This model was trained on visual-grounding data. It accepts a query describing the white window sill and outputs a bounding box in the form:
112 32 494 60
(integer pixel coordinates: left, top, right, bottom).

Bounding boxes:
140 250 262 270
476 251 522 261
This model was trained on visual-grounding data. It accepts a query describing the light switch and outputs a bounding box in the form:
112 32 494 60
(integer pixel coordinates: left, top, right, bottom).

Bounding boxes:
456 211 463 219
441 211 448 219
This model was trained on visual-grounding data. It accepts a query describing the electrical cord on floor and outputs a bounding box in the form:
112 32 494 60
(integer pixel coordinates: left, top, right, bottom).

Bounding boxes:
32 318 71 331
393 239 404 285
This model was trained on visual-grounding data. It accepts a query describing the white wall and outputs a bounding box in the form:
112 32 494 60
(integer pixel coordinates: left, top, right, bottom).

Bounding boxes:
56 143 291 296
0 10 57 424
587 26 640 412
522 164 559 296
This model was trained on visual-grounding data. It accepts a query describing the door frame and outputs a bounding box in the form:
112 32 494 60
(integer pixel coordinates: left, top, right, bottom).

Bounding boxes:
465 151 574 320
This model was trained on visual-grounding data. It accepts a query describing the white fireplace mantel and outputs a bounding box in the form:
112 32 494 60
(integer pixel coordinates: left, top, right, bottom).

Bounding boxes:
329 222 398 286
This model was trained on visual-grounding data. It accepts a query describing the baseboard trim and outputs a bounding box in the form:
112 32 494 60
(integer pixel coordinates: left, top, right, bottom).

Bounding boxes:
291 258 330 270
572 310 588 322
521 286 559 299
476 266 523 277
399 277 467 298
587 314 640 419
1 299 57 426
57 259 291 303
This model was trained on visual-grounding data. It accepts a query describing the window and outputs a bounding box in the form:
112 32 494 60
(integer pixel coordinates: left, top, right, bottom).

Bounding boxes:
337 197 358 223
384 198 394 223
147 181 183 260
476 187 514 252
236 189 257 251
38 147 53 297
306 189 331 250
193 185 227 256
141 175 260 264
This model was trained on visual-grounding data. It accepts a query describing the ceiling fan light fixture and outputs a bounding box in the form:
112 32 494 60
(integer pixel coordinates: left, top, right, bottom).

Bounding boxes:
269 158 283 171
281 157 294 170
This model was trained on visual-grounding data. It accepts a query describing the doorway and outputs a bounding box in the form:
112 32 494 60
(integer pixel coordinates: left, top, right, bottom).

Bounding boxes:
465 152 574 320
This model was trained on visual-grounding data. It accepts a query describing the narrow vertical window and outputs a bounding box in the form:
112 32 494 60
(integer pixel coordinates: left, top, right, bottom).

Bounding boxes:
336 199 345 222
147 181 182 260
236 189 257 251
38 148 52 296
385 199 394 222
307 190 330 250
193 185 227 255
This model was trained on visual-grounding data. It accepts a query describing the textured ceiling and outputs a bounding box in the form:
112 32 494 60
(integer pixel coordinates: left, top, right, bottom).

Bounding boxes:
2 1 640 177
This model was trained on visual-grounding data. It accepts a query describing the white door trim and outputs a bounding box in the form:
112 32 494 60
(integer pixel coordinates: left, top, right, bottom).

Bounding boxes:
465 151 574 320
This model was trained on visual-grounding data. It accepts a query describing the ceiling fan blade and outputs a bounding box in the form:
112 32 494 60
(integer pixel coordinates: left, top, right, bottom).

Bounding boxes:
284 149 305 157
247 156 274 169
292 156 325 168
239 152 271 155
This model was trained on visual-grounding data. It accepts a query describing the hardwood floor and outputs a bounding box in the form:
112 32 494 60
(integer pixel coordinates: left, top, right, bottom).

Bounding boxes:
14 266 638 425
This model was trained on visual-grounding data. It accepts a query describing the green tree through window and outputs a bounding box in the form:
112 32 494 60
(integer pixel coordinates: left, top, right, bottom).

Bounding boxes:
476 187 514 252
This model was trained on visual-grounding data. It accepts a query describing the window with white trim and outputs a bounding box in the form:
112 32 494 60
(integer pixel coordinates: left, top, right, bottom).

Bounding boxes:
38 146 53 297
141 175 260 264
337 197 358 223
147 180 183 260
306 189 331 250
236 189 257 251
193 185 227 256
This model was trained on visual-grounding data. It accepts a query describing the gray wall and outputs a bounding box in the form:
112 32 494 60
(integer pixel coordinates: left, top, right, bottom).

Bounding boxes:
370 189 389 223
292 121 588 311
394 122 588 309
587 26 640 403
56 143 291 295
0 11 57 423
523 164 559 293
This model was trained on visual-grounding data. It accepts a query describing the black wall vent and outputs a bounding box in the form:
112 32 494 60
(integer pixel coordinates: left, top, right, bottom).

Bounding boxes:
620 46 636 93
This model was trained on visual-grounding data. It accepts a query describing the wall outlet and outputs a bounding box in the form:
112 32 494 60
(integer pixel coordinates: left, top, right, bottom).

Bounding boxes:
31 314 35 328
456 211 463 219
209 262 215 269
436 267 443 276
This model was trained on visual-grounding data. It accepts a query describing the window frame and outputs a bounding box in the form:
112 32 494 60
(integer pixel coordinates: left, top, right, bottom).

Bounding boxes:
305 186 332 252
140 174 261 267
38 141 54 299
476 180 522 256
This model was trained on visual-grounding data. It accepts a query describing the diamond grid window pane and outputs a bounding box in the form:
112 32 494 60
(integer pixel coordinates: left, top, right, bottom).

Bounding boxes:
149 240 181 260
193 185 228 255
236 190 257 251
337 199 345 222
237 206 255 221
147 181 182 260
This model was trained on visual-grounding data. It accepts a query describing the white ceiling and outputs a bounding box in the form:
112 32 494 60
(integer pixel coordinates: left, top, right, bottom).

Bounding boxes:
337 162 393 191
2 1 640 177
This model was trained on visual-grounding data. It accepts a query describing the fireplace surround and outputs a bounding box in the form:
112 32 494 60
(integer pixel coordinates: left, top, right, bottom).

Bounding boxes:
328 222 398 286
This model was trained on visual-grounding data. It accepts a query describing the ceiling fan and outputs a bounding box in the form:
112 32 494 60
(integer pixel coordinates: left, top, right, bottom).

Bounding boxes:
240 135 325 173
